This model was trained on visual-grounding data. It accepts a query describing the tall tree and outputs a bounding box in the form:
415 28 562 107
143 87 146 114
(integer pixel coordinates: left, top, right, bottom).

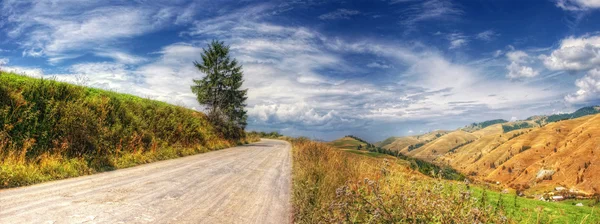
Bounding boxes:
191 40 248 139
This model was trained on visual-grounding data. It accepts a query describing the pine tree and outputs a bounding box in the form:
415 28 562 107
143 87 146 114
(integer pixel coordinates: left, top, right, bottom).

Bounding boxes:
191 40 248 139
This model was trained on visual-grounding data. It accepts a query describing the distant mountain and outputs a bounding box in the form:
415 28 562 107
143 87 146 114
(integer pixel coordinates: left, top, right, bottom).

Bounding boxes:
462 119 508 132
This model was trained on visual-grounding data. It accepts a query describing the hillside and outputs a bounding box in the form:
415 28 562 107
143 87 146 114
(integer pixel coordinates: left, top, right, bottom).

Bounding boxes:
329 136 369 150
406 130 478 161
304 137 598 223
380 130 450 152
478 114 600 194
461 119 508 132
376 106 600 195
438 114 600 194
0 72 253 188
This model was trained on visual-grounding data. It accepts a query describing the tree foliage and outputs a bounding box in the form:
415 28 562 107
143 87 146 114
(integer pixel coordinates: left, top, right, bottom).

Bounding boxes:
192 40 248 139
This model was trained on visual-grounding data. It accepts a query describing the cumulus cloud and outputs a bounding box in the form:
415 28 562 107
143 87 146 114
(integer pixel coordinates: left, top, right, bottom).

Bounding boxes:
565 68 600 103
540 34 600 103
506 50 539 79
319 9 361 20
248 103 342 128
556 0 600 11
540 35 600 71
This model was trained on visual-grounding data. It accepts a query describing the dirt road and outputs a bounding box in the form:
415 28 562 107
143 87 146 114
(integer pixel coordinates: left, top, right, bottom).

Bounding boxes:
0 139 291 224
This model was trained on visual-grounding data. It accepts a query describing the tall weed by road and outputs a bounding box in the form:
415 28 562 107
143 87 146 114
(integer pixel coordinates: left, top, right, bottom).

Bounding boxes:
291 137 511 223
0 72 255 188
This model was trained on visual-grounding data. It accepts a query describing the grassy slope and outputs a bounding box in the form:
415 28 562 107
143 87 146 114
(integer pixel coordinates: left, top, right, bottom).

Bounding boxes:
379 130 451 153
294 137 598 223
484 114 600 194
438 114 600 195
329 136 368 150
0 72 255 188
407 130 478 161
378 110 600 195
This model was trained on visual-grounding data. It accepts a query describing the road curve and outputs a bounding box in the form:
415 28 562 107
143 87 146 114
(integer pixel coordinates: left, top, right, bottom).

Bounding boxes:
0 139 291 224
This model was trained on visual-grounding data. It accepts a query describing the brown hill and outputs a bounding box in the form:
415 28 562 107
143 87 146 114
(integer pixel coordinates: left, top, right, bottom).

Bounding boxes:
380 130 451 153
407 130 478 161
442 114 600 194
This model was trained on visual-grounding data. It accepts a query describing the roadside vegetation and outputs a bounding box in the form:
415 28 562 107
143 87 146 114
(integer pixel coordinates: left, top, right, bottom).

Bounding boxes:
0 41 256 188
0 72 256 188
247 131 283 139
292 137 598 223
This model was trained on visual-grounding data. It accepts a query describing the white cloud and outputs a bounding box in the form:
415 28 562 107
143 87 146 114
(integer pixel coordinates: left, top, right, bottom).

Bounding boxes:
0 57 46 78
95 51 148 64
367 62 391 69
493 50 504 57
540 35 600 71
1 1 192 62
449 39 467 49
319 9 361 20
506 50 528 62
507 62 539 79
447 32 468 49
400 0 463 27
248 103 340 127
556 0 600 11
565 68 600 103
505 50 539 79
0 66 45 78
476 30 498 41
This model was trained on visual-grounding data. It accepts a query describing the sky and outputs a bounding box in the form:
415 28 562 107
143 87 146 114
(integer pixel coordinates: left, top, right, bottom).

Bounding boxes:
1 0 600 141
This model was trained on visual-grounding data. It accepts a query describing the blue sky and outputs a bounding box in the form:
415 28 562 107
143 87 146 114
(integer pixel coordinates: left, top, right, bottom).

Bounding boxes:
1 0 600 141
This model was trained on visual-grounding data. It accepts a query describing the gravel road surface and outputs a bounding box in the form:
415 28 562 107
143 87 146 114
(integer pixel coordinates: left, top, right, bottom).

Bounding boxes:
0 139 291 224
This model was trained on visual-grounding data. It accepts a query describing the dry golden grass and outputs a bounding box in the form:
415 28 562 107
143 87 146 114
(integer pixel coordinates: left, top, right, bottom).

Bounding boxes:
485 114 600 194
380 130 451 154
291 137 514 223
439 114 600 195
472 123 505 138
380 136 420 151
408 130 478 161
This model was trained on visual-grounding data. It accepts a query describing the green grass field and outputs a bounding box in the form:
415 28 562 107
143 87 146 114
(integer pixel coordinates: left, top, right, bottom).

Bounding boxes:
470 187 598 223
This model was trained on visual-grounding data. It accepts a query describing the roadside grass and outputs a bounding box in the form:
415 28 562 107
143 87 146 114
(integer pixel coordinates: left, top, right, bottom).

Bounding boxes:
291 137 598 223
291 137 511 223
0 72 257 188
342 148 393 158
